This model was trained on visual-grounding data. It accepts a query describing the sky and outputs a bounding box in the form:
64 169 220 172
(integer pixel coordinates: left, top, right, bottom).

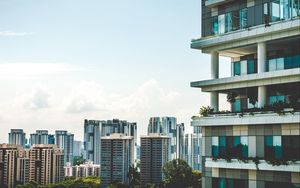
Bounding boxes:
0 0 230 143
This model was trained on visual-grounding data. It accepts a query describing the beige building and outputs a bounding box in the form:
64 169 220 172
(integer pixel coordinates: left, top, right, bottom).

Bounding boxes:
64 161 100 178
29 144 64 185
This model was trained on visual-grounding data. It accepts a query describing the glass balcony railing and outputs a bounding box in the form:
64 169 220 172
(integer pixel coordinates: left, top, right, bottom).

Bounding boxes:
231 54 300 76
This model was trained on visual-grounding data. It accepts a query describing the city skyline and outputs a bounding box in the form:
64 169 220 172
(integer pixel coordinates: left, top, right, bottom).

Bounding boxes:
0 0 231 143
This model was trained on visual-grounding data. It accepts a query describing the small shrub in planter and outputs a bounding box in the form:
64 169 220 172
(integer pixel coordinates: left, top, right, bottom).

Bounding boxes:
199 106 214 117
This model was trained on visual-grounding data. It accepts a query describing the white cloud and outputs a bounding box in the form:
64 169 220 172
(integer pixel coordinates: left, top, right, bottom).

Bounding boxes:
14 84 52 110
0 31 31 37
0 63 79 80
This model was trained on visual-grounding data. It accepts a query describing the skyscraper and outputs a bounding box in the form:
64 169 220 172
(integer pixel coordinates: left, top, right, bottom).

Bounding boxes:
191 1 300 187
29 144 64 185
84 119 137 164
8 129 26 147
140 133 171 186
73 140 84 157
100 133 134 188
30 130 49 145
55 130 74 165
148 117 184 160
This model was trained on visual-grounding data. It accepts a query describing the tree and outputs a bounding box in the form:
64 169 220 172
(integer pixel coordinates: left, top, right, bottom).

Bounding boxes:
191 170 202 188
227 92 237 104
73 154 85 166
127 164 140 188
162 159 193 188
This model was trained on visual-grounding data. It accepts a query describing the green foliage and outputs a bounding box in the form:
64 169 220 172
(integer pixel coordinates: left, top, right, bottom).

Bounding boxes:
162 159 201 188
73 154 85 166
199 106 214 117
127 164 140 188
191 170 202 188
227 92 237 104
107 181 129 188
17 177 100 188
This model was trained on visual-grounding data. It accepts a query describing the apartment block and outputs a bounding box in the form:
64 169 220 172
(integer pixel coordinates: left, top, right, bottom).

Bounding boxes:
84 119 137 164
191 0 300 187
140 133 171 186
55 130 74 165
148 117 185 160
29 144 64 185
100 133 134 188
8 129 26 147
30 130 55 145
64 161 100 178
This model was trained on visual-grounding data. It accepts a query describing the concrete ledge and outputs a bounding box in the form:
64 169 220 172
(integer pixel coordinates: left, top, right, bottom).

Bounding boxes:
191 112 300 127
206 158 300 172
191 68 300 92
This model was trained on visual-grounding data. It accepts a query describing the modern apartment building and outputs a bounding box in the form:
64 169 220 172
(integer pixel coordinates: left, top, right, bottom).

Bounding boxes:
0 144 22 188
148 117 185 160
64 161 100 178
55 130 74 165
184 126 202 171
8 129 26 147
140 133 171 186
30 130 50 145
84 119 137 164
29 144 64 185
191 0 300 188
100 133 134 188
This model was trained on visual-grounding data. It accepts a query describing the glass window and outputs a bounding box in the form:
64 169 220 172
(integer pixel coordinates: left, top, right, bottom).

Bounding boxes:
280 0 291 20
240 8 248 29
219 136 226 158
273 136 282 159
212 16 219 35
225 12 233 33
269 59 277 71
240 60 247 75
212 137 219 157
264 3 270 24
247 59 256 74
241 136 248 158
292 0 300 17
218 14 225 34
271 0 281 22
265 136 282 159
232 10 240 31
277 58 284 70
233 61 241 76
232 99 241 112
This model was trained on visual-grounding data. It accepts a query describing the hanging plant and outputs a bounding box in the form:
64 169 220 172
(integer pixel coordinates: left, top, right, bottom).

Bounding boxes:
227 92 237 104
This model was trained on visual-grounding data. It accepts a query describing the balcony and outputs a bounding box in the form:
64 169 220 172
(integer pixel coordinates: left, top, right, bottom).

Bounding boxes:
192 18 300 54
205 0 234 8
191 111 300 127
205 157 300 172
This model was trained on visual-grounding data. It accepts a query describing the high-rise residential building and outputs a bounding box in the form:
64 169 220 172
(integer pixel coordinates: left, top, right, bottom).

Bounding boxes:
8 129 26 147
148 117 185 160
84 119 137 164
191 1 300 187
73 140 84 157
140 133 171 186
0 144 23 188
100 133 134 188
183 127 202 171
55 130 74 165
29 144 64 185
64 161 100 178
48 134 55 144
30 130 50 145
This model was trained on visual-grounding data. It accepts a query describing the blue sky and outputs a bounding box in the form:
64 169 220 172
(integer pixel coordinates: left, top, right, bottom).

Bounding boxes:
0 0 230 142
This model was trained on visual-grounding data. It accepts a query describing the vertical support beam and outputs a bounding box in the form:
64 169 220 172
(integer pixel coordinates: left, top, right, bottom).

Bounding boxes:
257 42 266 73
257 42 267 108
210 51 219 111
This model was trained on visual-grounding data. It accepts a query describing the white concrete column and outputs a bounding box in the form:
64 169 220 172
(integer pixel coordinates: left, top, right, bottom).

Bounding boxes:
210 91 219 112
258 86 267 108
210 51 219 112
211 51 219 79
257 42 266 73
258 42 267 108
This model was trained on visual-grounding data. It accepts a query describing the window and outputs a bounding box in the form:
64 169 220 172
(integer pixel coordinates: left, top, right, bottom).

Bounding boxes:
269 95 285 105
212 178 249 188
282 136 300 160
241 136 248 158
285 55 300 69
232 99 241 112
292 0 300 17
212 16 219 35
240 60 247 75
212 137 219 157
225 12 233 33
265 136 282 160
268 57 284 71
219 136 227 158
218 14 225 34
232 10 240 31
233 61 241 76
271 0 281 22
240 8 248 29
280 0 291 20
247 59 257 74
